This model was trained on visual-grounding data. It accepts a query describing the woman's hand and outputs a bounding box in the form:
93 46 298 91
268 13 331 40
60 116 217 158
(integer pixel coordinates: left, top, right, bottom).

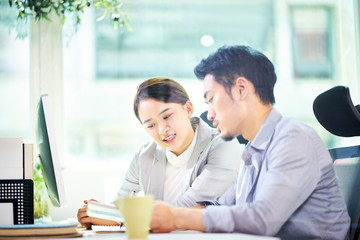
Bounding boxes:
77 199 119 229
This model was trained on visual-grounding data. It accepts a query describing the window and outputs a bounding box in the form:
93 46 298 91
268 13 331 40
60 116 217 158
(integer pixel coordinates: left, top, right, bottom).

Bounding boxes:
62 0 360 165
94 0 275 79
291 6 334 79
63 0 276 164
0 2 30 141
1 0 359 165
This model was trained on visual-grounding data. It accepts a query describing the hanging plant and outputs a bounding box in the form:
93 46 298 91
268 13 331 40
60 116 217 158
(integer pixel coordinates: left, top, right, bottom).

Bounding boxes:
8 0 131 31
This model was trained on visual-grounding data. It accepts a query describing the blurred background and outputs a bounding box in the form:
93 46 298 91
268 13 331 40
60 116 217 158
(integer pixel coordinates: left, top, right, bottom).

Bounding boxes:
0 0 359 221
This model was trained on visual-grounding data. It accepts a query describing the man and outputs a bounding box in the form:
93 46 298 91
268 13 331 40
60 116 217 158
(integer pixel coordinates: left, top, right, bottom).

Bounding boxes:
150 45 350 239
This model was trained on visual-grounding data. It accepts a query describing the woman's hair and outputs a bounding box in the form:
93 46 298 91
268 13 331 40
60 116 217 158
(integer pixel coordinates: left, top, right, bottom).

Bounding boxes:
133 77 190 122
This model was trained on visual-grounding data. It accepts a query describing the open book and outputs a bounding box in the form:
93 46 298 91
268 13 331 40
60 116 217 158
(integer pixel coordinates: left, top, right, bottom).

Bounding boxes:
87 200 123 223
0 222 82 238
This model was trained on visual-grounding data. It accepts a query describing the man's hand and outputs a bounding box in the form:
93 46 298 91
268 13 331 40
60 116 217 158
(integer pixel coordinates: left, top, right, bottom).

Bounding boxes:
150 201 177 233
77 199 119 229
150 200 205 233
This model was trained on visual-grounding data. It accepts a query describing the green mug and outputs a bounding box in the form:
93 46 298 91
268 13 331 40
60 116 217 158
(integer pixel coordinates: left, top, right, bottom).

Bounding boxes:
115 195 154 239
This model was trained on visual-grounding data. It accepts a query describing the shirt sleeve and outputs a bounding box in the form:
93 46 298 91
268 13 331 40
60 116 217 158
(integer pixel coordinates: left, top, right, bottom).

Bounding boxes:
173 137 242 207
203 128 320 235
214 182 237 206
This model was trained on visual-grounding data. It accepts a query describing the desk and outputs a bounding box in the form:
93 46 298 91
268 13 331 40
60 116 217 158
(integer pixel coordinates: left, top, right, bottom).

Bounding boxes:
74 230 280 240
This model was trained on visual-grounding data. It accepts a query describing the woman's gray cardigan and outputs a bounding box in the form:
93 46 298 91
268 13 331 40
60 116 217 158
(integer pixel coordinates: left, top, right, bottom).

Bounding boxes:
115 117 242 207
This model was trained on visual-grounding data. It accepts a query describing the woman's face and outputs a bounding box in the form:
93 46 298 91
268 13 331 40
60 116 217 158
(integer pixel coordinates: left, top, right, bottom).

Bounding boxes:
138 98 195 156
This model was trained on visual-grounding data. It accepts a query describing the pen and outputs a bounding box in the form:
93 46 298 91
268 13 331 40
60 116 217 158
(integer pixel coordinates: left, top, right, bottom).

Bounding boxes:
119 190 136 228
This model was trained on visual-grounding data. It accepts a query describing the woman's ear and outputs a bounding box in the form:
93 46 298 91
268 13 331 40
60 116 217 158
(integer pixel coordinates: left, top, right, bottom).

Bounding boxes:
184 101 194 118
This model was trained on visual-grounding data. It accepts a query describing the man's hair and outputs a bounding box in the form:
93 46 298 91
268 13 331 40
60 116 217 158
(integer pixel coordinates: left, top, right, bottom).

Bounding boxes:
133 77 190 122
194 45 277 105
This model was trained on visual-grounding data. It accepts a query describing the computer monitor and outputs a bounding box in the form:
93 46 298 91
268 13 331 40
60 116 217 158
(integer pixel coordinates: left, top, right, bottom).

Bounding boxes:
35 94 67 207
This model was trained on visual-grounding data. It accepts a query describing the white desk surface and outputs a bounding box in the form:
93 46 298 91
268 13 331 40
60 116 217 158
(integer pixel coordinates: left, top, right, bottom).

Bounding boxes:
72 229 281 240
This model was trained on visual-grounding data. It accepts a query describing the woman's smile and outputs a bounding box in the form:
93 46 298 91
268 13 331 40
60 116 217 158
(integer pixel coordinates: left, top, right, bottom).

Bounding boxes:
163 133 176 143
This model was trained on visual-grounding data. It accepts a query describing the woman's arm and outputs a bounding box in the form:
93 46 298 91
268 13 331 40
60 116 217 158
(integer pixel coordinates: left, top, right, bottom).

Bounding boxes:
114 143 152 200
174 136 242 207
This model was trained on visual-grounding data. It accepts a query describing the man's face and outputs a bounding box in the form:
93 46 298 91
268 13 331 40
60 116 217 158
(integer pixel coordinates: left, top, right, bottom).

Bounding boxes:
203 74 242 141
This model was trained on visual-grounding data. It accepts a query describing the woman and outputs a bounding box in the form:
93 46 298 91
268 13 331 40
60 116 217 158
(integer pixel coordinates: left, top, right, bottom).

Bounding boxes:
77 77 242 227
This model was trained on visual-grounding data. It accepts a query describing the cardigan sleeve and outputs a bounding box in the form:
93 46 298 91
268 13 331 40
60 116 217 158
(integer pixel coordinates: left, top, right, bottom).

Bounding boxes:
173 136 242 207
112 143 150 202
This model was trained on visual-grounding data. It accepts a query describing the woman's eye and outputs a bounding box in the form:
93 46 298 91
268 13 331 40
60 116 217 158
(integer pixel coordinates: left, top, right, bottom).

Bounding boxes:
146 124 155 129
163 113 173 120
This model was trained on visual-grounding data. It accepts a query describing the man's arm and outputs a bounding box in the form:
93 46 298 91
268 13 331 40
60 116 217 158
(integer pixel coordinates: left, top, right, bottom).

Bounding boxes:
202 130 321 235
150 201 205 233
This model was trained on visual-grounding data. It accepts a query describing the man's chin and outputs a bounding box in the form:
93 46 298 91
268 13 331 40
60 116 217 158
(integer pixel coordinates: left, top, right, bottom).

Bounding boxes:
221 134 235 142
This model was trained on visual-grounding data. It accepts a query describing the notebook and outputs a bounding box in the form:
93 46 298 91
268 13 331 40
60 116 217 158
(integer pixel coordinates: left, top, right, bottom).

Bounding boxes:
0 222 82 238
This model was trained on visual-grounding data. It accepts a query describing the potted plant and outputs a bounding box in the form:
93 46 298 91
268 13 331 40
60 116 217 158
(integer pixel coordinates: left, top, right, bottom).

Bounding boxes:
33 162 51 223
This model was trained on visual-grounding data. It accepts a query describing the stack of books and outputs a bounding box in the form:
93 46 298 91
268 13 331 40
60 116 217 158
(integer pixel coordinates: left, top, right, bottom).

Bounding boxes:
0 222 82 239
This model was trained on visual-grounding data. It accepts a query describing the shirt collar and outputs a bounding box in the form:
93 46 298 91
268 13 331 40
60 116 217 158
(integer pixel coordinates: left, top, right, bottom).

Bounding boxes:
242 108 282 161
166 126 198 168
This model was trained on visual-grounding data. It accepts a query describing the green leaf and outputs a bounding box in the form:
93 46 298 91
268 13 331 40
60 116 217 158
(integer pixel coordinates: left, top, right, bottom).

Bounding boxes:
8 0 132 33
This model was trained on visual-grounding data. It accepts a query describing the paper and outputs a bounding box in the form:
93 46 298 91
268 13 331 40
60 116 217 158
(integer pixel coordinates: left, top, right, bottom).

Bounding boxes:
0 202 14 225
23 143 33 180
91 225 125 233
0 138 23 179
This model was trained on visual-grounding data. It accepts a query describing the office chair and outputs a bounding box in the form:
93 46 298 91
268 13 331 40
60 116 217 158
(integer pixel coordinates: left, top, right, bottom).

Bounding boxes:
313 85 360 240
313 85 360 137
200 111 248 145
330 147 360 240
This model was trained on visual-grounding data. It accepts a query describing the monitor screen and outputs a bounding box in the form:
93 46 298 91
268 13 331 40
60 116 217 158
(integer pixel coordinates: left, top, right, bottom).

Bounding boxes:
35 94 67 207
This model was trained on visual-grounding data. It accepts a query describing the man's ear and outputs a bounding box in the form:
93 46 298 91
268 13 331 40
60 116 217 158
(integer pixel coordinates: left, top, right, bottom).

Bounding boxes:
184 101 194 118
234 77 249 99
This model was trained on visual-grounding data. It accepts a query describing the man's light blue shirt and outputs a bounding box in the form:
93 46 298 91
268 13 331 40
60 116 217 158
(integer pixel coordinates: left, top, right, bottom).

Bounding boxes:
203 108 350 239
